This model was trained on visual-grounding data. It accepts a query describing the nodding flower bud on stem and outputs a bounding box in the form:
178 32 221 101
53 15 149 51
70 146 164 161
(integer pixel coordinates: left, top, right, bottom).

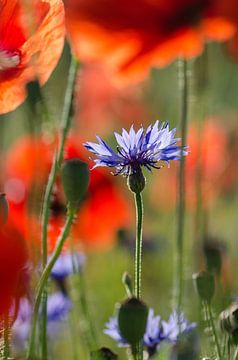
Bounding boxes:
118 297 148 347
61 159 90 209
193 271 215 303
0 193 8 226
127 167 146 194
122 272 133 298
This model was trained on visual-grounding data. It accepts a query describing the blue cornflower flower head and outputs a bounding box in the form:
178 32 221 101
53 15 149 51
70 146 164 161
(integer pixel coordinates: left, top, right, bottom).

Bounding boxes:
12 292 72 350
84 121 188 193
161 311 197 344
46 292 72 322
104 309 163 351
51 252 86 281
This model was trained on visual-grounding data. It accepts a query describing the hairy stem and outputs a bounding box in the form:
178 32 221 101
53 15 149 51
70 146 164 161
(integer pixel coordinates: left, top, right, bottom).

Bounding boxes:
175 58 189 315
27 207 76 359
40 56 78 359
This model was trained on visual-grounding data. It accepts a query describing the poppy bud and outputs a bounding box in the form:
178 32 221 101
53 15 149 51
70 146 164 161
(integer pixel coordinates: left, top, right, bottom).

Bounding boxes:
61 159 90 208
0 193 8 226
127 168 145 193
203 240 223 276
26 80 43 107
122 272 133 297
193 271 215 303
118 297 148 346
90 347 118 360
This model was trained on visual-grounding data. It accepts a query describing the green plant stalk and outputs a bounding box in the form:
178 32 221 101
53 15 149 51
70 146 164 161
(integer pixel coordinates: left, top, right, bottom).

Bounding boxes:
134 192 143 299
234 346 238 360
207 302 222 360
175 58 188 315
134 192 144 360
40 55 78 359
78 271 98 350
3 316 9 360
27 206 76 359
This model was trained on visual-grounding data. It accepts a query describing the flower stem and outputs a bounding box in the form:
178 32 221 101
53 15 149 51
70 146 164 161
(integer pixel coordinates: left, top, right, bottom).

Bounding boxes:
134 192 144 360
40 55 78 359
134 192 143 299
175 58 189 315
27 206 76 360
206 302 222 360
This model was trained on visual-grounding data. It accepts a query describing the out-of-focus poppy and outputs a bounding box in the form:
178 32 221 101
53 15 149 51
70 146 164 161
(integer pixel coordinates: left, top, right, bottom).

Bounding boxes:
150 119 228 210
75 64 148 137
65 0 235 84
0 219 29 318
4 134 132 253
0 0 65 114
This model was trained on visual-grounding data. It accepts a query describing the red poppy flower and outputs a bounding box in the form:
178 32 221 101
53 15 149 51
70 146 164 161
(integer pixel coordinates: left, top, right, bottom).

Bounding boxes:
150 119 228 210
74 64 148 137
65 0 235 84
0 219 29 317
4 134 132 253
0 0 65 114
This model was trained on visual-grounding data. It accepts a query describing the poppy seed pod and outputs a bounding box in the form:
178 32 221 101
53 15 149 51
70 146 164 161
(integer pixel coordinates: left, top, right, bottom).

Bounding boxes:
0 193 8 226
61 159 90 208
118 297 148 346
193 271 215 303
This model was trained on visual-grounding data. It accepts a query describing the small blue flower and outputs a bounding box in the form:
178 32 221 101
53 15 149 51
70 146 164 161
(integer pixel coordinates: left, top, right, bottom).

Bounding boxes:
12 292 72 350
104 309 163 350
51 252 86 281
104 309 196 357
46 292 72 322
84 121 188 176
161 311 197 344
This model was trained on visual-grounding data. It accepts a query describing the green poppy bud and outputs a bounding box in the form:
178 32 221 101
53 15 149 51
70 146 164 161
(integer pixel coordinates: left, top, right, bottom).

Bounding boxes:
193 271 215 303
118 297 148 346
90 347 118 360
203 240 223 276
26 80 43 107
61 159 90 208
0 193 8 226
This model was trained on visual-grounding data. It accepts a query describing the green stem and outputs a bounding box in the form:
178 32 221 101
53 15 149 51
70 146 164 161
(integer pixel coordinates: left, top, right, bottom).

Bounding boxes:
134 192 143 299
27 207 76 359
78 272 98 350
40 55 78 359
234 346 238 360
207 302 222 360
3 316 9 360
134 192 144 360
176 58 188 314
